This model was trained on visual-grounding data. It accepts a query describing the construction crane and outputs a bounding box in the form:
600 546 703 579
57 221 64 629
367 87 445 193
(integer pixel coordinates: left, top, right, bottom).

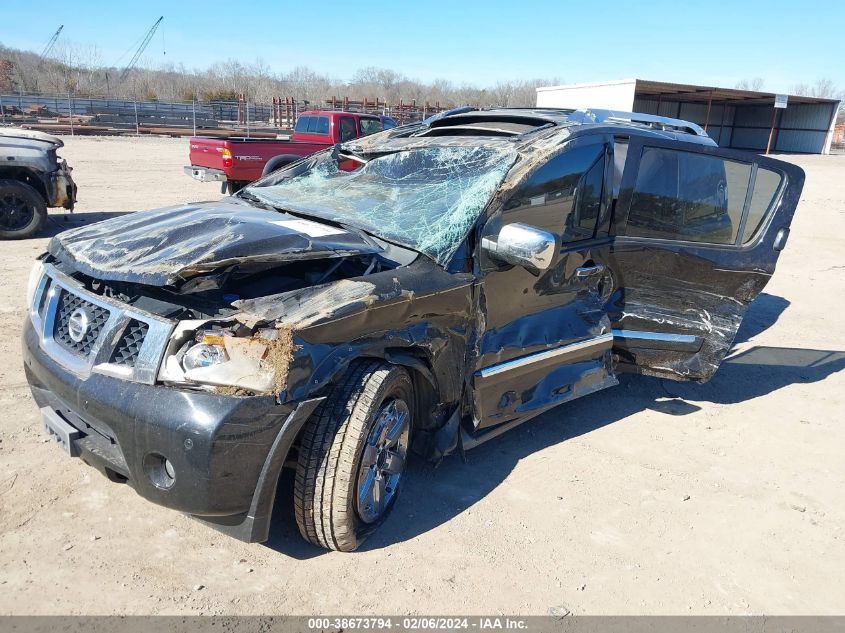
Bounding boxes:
40 25 64 60
119 16 164 82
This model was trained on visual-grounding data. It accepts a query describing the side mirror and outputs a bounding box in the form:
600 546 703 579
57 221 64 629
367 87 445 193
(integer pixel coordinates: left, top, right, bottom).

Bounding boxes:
482 223 558 271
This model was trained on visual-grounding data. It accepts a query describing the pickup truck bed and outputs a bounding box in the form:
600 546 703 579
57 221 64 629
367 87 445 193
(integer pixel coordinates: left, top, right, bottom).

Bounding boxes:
185 110 396 191
186 136 330 187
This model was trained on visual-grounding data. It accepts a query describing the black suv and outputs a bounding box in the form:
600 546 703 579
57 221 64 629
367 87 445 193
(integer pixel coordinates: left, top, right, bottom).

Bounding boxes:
22 108 803 551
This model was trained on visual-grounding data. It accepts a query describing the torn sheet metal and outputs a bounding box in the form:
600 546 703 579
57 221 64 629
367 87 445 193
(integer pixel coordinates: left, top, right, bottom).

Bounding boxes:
267 259 475 408
605 245 768 383
233 279 378 329
47 199 384 286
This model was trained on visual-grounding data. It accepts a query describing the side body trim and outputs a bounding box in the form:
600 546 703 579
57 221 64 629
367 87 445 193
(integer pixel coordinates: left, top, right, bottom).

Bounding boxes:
477 333 613 379
612 329 698 344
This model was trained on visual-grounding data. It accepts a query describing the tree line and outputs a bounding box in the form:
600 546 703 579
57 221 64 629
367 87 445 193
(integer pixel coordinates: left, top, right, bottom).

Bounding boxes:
2 42 840 119
0 42 556 109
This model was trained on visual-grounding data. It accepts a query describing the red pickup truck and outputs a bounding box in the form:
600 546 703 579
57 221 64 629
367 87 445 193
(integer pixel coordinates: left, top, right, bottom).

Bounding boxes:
184 110 396 192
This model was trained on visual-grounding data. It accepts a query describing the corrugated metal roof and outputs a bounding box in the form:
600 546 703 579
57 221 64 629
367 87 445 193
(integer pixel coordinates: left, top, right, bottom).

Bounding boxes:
634 79 839 106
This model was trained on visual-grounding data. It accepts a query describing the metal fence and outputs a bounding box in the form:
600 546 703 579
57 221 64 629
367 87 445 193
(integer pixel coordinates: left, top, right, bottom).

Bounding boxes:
0 91 453 136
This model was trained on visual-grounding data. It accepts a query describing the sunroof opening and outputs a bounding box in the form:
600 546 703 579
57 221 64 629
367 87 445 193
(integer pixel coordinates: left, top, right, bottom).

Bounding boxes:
418 115 553 138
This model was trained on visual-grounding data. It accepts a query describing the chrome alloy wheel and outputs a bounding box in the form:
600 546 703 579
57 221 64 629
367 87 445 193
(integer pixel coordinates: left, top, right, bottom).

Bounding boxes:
356 398 410 524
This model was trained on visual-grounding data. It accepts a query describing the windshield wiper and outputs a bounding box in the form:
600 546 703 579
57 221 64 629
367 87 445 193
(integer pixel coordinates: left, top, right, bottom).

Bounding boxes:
235 189 278 210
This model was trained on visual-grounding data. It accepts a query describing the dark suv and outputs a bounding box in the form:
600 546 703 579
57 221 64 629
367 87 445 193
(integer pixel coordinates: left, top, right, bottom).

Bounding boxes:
22 108 803 551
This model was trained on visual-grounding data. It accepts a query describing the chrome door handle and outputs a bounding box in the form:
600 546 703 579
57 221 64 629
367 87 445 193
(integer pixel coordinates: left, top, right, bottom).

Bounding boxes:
575 264 605 278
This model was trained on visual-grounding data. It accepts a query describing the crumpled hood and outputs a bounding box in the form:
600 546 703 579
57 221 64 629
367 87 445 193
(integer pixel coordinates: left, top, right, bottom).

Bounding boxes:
48 199 384 286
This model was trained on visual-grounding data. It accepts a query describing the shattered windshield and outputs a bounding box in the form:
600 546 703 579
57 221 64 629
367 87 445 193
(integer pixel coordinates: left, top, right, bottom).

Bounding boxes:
246 146 518 264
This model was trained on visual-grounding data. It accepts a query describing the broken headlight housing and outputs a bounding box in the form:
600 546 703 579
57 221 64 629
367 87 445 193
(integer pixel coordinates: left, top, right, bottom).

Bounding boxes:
158 324 287 395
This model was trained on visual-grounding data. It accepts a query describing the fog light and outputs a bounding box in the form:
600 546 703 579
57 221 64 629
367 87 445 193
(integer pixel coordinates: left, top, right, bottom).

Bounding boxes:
143 453 176 489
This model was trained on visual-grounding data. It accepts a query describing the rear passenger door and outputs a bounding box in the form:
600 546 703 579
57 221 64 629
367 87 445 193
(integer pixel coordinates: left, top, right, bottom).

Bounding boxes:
608 136 805 382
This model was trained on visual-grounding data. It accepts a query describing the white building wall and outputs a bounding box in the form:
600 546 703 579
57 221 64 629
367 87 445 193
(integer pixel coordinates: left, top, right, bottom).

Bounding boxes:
536 79 637 111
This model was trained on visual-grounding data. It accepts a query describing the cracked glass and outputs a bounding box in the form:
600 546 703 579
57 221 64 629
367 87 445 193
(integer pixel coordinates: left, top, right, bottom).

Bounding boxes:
247 146 518 264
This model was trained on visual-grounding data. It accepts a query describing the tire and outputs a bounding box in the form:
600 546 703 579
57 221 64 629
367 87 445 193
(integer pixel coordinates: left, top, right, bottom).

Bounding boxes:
0 179 47 240
294 361 413 552
261 155 294 178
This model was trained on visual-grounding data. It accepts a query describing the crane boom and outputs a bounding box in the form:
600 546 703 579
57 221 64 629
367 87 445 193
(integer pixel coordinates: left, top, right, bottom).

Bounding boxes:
40 25 64 59
119 16 164 81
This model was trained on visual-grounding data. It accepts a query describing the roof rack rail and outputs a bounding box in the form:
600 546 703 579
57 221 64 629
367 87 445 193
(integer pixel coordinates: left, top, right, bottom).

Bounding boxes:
569 109 708 137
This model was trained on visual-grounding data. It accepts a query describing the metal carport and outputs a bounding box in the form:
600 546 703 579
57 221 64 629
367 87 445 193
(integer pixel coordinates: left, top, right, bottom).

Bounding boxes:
536 79 841 154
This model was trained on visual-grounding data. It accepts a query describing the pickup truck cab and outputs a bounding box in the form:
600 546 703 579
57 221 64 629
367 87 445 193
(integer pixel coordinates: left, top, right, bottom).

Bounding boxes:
184 110 396 192
25 108 803 553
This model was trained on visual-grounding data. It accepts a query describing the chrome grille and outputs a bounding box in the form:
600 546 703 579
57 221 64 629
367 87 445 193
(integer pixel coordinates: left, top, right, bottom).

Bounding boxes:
53 290 111 357
37 278 51 318
110 320 149 367
30 265 174 385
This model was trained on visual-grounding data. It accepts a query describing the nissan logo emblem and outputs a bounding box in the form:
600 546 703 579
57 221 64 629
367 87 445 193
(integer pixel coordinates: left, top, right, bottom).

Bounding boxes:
68 307 91 343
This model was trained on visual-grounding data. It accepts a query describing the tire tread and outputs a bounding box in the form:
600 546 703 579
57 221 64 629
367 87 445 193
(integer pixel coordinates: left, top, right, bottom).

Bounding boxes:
294 360 406 551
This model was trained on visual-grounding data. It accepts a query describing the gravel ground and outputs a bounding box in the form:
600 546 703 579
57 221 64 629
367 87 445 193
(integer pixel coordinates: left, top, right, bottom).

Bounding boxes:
0 136 843 615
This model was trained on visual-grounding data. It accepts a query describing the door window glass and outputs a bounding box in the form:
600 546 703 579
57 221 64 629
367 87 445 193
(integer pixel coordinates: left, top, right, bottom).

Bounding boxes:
612 141 628 197
568 156 604 241
339 117 358 142
626 148 751 244
742 168 782 242
359 118 383 136
504 144 605 241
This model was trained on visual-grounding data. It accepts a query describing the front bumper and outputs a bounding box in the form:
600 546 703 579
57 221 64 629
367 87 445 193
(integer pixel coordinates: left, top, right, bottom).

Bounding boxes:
184 165 227 182
23 316 289 519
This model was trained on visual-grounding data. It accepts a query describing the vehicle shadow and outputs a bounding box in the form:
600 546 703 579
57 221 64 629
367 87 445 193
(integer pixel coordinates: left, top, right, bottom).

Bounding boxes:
264 293 844 557
733 292 791 345
41 211 130 238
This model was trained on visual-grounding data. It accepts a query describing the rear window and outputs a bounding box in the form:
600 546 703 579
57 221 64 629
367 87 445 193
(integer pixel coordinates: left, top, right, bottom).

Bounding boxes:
309 116 330 135
294 116 311 134
624 147 787 245
294 115 330 135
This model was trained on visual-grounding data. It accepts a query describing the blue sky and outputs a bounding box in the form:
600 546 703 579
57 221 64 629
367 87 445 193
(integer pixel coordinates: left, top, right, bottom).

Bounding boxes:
1 0 843 92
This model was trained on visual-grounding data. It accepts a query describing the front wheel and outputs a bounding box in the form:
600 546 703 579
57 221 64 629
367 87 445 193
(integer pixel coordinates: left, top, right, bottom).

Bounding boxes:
294 361 413 552
0 180 47 240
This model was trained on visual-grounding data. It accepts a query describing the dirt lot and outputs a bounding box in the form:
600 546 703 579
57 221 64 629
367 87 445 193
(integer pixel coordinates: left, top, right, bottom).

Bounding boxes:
0 136 843 615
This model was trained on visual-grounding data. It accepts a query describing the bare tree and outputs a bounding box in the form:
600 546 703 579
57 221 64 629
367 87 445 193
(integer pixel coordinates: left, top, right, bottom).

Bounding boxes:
735 77 765 91
792 78 845 120
0 41 562 112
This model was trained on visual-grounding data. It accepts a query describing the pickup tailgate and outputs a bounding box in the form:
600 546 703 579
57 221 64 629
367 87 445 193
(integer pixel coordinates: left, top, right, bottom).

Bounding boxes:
189 137 229 171
188 137 331 183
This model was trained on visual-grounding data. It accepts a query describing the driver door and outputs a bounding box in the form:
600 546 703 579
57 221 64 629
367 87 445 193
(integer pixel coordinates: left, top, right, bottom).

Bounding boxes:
471 137 619 429
607 136 805 382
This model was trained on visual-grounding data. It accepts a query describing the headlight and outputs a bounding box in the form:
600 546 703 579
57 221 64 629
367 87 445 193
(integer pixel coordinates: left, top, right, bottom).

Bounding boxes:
26 260 45 310
158 327 291 395
182 342 228 371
